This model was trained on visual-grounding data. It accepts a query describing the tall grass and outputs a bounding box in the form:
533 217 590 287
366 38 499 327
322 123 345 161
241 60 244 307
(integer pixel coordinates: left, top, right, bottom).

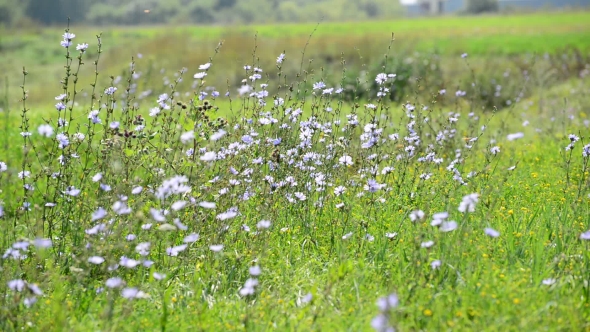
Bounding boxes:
0 21 589 331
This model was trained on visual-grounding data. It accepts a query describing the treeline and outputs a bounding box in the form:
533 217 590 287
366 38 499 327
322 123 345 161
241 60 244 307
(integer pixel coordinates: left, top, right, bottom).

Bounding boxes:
0 0 405 26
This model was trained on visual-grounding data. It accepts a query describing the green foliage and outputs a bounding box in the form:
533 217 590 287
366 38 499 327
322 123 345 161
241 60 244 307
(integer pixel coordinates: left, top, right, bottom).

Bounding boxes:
4 0 404 26
1 12 590 331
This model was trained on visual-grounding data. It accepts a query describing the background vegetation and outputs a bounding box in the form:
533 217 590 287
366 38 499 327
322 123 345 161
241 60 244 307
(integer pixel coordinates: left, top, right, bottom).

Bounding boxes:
1 3 590 331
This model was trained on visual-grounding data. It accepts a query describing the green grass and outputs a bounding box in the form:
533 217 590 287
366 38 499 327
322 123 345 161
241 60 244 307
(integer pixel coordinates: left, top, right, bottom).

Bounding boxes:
1 11 590 107
1 12 590 331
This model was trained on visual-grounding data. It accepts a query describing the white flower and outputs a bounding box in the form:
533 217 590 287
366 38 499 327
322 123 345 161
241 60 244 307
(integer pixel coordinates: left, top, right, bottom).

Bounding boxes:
490 146 500 155
431 260 442 270
484 227 500 238
440 221 458 232
180 131 195 144
342 232 353 240
542 278 556 286
76 43 89 52
7 279 26 292
409 210 425 222
199 201 216 209
37 124 54 137
421 240 434 248
121 287 147 299
184 233 200 243
339 155 353 166
458 193 479 213
211 129 226 141
88 256 105 264
200 151 216 162
199 63 211 70
209 244 224 252
249 266 261 276
507 132 524 141
0 162 7 172
106 277 124 288
194 72 207 79
171 200 187 211
257 220 271 229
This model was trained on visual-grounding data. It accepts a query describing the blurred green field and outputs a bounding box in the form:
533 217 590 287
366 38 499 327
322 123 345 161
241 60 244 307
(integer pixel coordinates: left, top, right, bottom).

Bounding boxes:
1 11 590 107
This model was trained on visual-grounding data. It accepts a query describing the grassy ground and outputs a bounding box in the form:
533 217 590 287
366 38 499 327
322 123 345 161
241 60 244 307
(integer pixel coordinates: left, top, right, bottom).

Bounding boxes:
1 11 590 332
1 11 590 106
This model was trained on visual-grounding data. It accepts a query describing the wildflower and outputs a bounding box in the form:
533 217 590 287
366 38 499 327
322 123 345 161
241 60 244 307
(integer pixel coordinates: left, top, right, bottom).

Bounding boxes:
375 73 388 85
580 230 590 240
76 43 89 52
55 93 67 101
37 124 54 137
106 277 124 288
461 53 468 58
0 162 6 172
209 244 224 252
440 221 458 232
8 279 26 292
33 238 52 248
339 155 353 166
194 72 207 79
239 278 259 297
409 210 425 222
180 131 194 144
301 293 313 304
334 186 346 196
421 240 434 248
365 179 384 193
64 186 81 196
171 201 187 211
257 220 271 229
135 242 150 256
153 272 166 281
276 53 285 64
376 293 398 312
582 144 590 158
88 256 105 264
385 232 397 239
431 260 442 270
166 244 188 257
342 232 353 240
507 132 524 141
490 146 500 155
122 287 147 299
211 129 226 141
199 63 211 70
132 186 143 195
200 151 217 161
184 233 200 243
63 32 75 41
18 170 31 179
484 228 500 238
313 82 326 90
104 87 117 95
249 266 261 276
458 193 479 213
24 297 38 308
119 257 140 268
199 201 216 209
216 210 237 220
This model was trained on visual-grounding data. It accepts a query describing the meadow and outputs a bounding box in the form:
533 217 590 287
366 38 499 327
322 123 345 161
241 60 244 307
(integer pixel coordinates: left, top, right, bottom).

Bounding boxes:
1 10 590 331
